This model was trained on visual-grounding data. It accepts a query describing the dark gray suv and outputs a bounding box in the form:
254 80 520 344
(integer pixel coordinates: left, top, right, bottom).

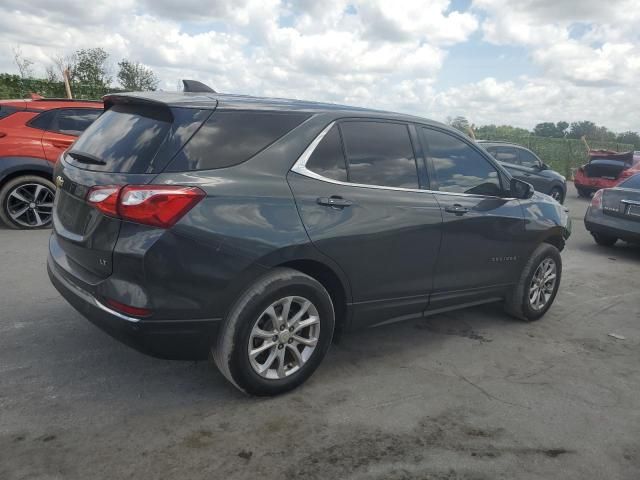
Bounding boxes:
48 91 571 395
479 141 567 203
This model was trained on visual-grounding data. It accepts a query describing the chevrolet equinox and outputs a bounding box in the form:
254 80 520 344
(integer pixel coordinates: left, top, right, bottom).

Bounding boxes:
48 91 571 395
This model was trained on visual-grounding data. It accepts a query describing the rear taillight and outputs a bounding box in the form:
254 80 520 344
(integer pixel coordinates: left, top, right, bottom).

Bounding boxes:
87 185 120 216
591 189 603 209
86 185 205 228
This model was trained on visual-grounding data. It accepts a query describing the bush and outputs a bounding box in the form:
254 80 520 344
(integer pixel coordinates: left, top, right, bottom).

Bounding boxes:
0 74 125 101
478 132 634 177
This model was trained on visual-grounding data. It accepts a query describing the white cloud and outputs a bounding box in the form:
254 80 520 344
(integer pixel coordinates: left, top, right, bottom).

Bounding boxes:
0 0 638 131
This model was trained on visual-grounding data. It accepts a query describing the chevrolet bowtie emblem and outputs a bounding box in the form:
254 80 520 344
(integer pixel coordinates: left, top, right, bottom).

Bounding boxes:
56 175 64 188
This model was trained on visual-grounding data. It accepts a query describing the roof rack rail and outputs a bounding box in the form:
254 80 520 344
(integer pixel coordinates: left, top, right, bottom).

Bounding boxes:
182 79 216 93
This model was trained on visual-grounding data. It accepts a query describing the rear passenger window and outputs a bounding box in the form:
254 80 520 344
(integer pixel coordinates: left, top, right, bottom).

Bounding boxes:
306 125 348 181
340 121 418 189
495 147 519 165
54 109 101 136
29 110 57 131
168 110 310 171
423 128 502 196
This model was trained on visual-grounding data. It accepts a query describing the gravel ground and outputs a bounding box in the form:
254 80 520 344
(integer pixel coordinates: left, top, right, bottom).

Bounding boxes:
1 191 639 480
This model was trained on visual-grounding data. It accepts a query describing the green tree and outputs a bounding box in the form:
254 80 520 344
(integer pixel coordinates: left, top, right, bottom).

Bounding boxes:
568 121 598 140
74 48 111 90
556 121 569 136
117 59 159 91
533 122 559 137
616 131 640 149
447 116 471 135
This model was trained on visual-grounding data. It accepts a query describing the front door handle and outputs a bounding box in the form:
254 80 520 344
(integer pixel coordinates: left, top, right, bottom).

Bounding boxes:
444 204 469 216
317 196 352 208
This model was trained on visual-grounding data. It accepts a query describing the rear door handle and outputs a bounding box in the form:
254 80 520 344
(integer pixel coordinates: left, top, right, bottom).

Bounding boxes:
317 196 352 208
444 204 469 216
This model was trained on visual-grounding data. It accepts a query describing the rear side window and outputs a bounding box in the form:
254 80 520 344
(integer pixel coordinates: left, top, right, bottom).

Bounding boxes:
619 173 640 189
423 128 501 196
0 105 18 120
494 146 519 165
54 109 101 136
306 125 348 181
167 110 310 171
69 104 172 173
340 121 419 189
29 110 56 131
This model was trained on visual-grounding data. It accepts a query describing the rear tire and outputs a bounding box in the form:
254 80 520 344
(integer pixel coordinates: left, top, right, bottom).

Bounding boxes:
213 268 335 396
0 175 55 230
576 187 591 198
504 243 562 322
592 232 617 246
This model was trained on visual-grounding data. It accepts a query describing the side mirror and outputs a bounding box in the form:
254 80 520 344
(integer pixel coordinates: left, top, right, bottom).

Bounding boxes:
510 178 534 199
540 163 549 170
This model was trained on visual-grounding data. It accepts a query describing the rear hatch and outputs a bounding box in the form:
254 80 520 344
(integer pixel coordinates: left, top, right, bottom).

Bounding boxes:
602 187 640 221
584 158 631 179
52 98 214 280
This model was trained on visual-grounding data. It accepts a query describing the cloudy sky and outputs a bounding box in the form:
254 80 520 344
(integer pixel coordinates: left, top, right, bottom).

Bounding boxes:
1 0 639 131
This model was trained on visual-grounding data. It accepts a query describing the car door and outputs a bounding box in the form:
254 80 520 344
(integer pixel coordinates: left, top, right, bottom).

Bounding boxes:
513 147 549 193
421 128 527 309
41 108 101 161
288 119 442 328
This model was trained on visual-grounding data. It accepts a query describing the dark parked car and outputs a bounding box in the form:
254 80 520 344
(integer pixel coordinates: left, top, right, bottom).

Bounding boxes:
47 91 571 395
478 141 567 203
584 173 640 246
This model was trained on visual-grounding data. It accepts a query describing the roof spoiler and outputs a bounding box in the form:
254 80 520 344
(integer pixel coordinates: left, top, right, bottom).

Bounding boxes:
182 79 216 93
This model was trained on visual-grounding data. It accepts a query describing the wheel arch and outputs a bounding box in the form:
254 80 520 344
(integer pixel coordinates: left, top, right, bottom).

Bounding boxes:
0 157 54 187
276 258 351 334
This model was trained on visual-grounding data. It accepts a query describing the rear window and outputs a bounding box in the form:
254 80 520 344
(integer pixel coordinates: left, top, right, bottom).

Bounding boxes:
165 110 310 171
69 104 172 173
619 173 640 189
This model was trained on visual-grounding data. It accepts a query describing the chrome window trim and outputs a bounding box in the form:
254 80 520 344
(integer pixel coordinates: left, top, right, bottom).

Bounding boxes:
290 121 516 200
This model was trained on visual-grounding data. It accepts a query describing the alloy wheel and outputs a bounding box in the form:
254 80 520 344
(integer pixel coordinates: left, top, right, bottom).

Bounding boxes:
6 183 55 228
248 296 320 380
528 257 557 311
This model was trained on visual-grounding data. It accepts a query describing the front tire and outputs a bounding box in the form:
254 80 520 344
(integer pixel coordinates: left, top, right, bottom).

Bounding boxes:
592 232 617 246
549 186 564 204
213 268 335 396
0 175 55 229
504 243 562 322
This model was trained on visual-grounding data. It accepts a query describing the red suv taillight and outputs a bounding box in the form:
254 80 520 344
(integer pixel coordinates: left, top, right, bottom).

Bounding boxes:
591 189 603 209
87 185 205 228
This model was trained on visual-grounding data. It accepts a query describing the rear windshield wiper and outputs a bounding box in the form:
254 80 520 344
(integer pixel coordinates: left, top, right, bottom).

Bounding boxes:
68 151 107 166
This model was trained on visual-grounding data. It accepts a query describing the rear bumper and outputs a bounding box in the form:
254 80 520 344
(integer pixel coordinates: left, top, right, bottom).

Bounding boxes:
47 254 221 360
574 171 619 191
584 209 640 243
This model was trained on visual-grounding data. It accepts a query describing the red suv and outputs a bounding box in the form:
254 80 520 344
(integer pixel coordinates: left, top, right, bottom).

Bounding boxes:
0 98 103 229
